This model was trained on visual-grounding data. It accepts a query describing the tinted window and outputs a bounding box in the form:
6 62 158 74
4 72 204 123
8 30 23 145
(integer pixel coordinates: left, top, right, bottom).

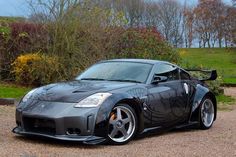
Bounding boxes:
180 70 190 80
76 62 153 83
154 64 179 81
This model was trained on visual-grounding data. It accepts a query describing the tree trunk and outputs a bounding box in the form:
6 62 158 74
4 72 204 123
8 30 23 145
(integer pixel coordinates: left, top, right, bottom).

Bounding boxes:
207 40 211 48
188 38 192 48
219 39 222 48
185 38 188 48
203 41 206 48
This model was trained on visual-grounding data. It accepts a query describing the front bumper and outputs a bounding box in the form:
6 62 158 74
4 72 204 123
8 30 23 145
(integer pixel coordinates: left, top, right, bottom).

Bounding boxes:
13 100 106 144
12 127 106 144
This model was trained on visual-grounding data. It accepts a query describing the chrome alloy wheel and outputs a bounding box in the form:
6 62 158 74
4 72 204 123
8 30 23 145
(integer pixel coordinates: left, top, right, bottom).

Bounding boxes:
201 99 215 128
108 106 136 143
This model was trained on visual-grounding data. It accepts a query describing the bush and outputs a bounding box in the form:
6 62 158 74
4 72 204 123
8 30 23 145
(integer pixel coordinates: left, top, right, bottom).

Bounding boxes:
12 53 63 86
108 27 180 63
2 19 179 86
207 76 224 95
0 22 48 81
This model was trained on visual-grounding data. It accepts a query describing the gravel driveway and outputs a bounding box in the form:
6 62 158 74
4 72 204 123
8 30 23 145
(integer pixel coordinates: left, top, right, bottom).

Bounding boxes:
0 88 235 157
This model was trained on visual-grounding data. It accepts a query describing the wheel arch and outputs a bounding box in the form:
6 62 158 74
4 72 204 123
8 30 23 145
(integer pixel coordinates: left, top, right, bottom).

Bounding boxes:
190 84 217 122
93 93 145 137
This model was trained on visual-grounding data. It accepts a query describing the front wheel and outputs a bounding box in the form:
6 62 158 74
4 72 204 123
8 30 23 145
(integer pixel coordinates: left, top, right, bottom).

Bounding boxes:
200 98 215 129
107 104 137 145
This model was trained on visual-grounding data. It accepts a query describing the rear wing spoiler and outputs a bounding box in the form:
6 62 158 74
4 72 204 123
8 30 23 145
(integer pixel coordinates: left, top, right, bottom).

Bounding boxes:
185 69 217 81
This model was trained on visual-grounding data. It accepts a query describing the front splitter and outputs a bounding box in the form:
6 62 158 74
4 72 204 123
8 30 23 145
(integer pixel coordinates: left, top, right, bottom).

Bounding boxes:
12 127 106 145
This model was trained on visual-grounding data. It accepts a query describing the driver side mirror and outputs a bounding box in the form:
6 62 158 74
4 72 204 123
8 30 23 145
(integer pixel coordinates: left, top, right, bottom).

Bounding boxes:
152 75 168 84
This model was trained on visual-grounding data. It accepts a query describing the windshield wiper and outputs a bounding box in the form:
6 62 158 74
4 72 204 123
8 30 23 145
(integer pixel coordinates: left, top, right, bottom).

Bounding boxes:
80 78 107 81
108 79 142 83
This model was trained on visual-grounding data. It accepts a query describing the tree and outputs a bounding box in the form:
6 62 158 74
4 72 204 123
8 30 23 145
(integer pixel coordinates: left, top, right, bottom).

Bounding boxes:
224 5 236 46
154 0 184 47
194 0 213 48
183 6 194 48
193 0 232 48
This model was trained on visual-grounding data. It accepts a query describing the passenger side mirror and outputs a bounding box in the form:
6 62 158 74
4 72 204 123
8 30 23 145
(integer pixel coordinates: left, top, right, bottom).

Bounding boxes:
152 75 168 84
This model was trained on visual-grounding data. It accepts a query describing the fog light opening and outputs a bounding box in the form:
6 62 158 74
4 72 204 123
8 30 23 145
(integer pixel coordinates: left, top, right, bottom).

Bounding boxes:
66 128 81 135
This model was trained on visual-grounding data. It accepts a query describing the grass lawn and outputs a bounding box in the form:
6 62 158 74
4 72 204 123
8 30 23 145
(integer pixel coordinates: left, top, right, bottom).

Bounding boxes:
0 83 31 99
179 48 236 84
216 94 235 103
217 94 235 110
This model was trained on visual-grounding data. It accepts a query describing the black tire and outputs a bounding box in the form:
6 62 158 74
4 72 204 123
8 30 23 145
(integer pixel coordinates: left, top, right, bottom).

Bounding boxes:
107 104 138 145
199 97 215 130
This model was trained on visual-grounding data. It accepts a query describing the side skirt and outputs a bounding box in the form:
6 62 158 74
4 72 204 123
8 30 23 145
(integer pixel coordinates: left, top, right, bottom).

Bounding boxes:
174 121 199 129
141 126 162 134
139 121 199 136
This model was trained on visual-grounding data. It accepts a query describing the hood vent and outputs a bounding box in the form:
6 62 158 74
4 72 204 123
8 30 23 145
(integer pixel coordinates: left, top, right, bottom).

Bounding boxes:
72 90 88 93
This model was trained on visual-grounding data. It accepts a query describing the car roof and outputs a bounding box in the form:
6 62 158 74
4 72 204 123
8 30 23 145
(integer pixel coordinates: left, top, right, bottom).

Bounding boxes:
102 59 170 65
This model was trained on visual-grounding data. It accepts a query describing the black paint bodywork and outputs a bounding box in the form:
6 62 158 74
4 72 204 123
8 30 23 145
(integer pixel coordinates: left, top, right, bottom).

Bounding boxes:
13 59 217 144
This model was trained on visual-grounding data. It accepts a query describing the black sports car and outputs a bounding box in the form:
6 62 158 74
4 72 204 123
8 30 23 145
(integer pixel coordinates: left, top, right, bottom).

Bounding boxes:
13 59 217 145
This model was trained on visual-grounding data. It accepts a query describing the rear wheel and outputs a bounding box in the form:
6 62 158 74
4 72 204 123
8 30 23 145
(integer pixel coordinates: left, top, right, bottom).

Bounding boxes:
107 104 137 145
200 98 215 129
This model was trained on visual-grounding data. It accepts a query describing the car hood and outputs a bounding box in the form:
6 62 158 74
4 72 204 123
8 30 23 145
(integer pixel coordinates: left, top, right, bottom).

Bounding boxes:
31 80 136 102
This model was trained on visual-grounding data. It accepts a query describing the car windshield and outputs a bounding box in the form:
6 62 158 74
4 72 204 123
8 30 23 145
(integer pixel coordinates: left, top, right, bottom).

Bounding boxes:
76 61 153 83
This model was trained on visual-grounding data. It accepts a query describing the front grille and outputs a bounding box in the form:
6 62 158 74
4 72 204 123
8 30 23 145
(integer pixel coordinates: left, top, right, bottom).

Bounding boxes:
23 117 56 135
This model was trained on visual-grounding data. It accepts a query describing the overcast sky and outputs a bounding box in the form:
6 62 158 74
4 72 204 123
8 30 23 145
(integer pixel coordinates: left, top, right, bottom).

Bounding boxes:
0 0 233 17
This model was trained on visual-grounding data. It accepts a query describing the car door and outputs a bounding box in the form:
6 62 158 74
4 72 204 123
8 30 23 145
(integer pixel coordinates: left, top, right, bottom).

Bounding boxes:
146 63 188 127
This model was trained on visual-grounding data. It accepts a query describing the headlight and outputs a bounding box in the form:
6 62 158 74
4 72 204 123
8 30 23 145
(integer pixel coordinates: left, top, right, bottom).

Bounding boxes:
74 93 112 108
22 88 38 103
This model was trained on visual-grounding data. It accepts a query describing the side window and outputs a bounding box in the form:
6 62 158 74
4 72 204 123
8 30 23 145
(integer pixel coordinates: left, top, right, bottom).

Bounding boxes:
154 64 179 81
180 70 191 80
